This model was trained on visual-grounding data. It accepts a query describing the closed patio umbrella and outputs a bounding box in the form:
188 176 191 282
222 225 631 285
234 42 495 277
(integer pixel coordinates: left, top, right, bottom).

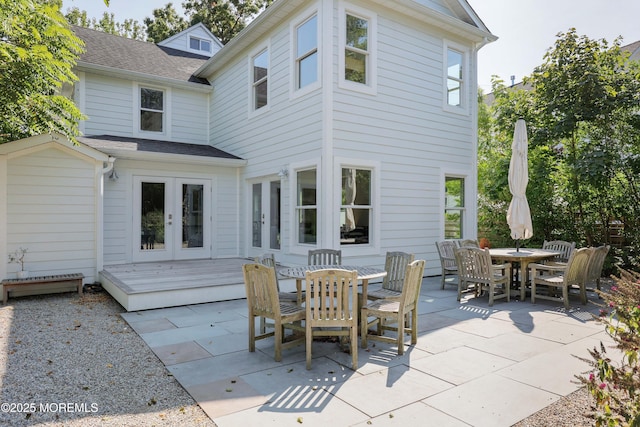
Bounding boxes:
507 119 533 251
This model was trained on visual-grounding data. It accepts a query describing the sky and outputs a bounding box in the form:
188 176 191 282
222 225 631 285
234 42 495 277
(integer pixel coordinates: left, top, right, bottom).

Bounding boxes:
62 0 640 93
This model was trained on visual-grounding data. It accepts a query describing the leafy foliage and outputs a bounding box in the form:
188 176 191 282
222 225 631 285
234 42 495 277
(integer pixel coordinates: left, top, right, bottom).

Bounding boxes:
183 0 273 44
65 7 145 40
478 29 640 272
578 270 640 426
144 3 187 43
0 0 85 143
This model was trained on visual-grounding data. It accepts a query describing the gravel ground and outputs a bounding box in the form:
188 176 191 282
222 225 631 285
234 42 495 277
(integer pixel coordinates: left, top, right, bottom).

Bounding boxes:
0 290 215 427
0 288 601 427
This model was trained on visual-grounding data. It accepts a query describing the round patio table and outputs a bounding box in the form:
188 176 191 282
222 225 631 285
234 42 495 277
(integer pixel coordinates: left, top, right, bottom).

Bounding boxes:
489 248 560 300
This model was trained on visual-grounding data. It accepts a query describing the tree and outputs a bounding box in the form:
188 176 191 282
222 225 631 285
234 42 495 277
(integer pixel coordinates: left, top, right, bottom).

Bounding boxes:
65 7 145 40
0 0 85 143
144 3 188 43
182 0 274 44
478 30 640 271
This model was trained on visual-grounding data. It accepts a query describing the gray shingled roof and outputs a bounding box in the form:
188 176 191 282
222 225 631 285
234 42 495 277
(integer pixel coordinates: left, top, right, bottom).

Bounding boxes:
72 26 210 84
77 135 242 160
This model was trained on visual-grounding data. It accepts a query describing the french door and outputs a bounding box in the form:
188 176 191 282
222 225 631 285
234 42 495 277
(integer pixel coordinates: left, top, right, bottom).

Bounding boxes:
250 179 282 255
133 176 211 262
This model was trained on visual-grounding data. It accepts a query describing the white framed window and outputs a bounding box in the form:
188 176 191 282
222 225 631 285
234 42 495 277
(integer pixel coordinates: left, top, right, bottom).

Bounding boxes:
338 2 377 95
340 167 372 246
250 47 269 113
295 168 318 245
443 40 469 113
139 86 164 133
295 14 318 90
444 176 465 239
189 36 211 53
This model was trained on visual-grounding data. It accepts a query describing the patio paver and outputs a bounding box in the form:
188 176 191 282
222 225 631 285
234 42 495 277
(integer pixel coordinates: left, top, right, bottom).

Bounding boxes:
122 275 607 426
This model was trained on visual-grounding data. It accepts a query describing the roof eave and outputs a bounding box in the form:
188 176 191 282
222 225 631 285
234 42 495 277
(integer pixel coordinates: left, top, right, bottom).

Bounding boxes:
98 148 247 167
76 62 213 92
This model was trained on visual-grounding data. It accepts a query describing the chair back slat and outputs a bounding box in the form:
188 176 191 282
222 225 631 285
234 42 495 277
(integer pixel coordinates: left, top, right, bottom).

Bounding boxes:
243 263 280 317
400 260 426 312
543 240 576 263
564 247 593 286
383 251 415 293
586 245 610 285
308 249 342 266
305 269 356 325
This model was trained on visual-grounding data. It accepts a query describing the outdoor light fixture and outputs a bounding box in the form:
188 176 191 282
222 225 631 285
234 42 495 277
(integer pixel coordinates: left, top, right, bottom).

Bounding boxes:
277 168 289 178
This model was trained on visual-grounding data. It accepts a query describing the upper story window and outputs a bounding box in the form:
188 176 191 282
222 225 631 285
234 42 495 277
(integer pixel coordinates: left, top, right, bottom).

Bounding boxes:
295 14 318 90
339 3 377 94
444 40 468 112
340 168 371 246
345 14 369 84
447 49 463 106
140 87 164 132
190 36 211 53
252 49 269 111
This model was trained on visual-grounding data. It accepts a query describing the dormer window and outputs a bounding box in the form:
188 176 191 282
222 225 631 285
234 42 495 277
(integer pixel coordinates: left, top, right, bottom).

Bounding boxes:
190 36 211 53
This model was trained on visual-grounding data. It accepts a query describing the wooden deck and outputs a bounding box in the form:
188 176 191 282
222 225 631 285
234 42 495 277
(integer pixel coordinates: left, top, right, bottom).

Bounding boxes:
100 258 278 312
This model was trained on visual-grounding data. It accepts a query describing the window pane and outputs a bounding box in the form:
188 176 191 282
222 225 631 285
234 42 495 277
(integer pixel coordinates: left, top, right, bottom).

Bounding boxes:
182 184 204 248
341 168 371 245
297 169 317 244
253 50 268 83
270 181 281 250
447 79 461 106
140 110 163 132
254 80 268 109
346 15 368 50
252 183 262 247
445 177 464 208
345 50 366 83
447 49 462 79
201 40 211 52
190 37 199 50
298 209 317 244
297 169 316 205
299 52 317 88
141 182 165 250
141 88 163 110
445 210 462 239
297 15 317 57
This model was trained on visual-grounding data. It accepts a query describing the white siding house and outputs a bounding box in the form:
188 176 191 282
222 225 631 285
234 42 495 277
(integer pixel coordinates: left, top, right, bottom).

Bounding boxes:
0 0 495 308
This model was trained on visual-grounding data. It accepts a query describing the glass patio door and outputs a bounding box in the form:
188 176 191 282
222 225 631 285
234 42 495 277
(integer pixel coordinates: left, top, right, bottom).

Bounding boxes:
250 179 281 255
134 176 211 262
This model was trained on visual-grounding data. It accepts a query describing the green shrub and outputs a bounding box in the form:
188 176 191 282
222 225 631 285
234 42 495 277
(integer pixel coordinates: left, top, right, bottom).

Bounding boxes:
578 269 640 426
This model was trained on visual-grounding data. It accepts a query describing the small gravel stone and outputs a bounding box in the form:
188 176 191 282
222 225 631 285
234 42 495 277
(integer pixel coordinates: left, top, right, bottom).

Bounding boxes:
0 292 216 427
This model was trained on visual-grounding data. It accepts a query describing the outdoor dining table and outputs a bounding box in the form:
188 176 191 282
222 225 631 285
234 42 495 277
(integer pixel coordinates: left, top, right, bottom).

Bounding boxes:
489 248 560 300
279 265 387 305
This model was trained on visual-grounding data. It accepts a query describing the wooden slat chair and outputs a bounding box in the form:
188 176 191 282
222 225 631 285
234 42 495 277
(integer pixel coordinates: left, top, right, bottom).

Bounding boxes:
585 244 610 291
254 253 300 333
435 240 458 290
360 251 415 332
365 251 415 301
530 247 593 309
242 263 305 362
454 247 511 306
308 249 342 266
305 268 358 370
360 260 426 355
542 240 576 266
